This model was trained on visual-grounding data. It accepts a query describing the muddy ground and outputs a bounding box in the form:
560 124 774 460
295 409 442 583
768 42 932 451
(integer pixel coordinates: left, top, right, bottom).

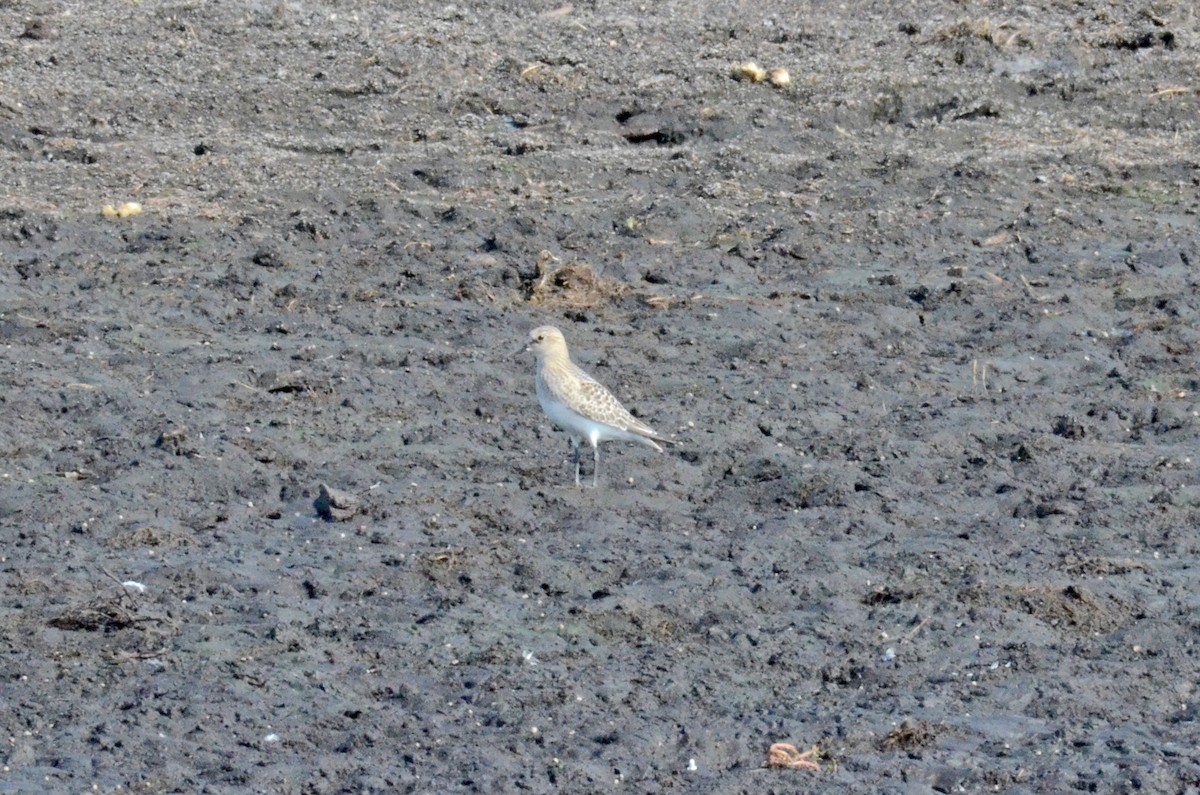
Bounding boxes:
2 0 1199 792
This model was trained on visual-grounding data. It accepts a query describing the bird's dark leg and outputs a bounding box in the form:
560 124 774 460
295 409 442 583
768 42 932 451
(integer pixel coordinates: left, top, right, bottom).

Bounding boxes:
592 444 600 488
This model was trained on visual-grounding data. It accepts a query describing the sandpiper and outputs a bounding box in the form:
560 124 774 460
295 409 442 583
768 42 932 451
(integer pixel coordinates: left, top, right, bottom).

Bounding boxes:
526 325 669 487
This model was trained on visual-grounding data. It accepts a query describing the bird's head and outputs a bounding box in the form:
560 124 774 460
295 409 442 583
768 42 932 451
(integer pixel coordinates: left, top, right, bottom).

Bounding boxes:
526 325 568 359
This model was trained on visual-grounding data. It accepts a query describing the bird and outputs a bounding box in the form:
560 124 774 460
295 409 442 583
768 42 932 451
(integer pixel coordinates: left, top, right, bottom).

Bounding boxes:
526 325 670 487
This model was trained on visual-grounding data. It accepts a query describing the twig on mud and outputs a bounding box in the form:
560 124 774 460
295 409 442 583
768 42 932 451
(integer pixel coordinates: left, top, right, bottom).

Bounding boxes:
1019 274 1055 302
98 567 140 599
904 615 932 641
1149 87 1191 98
99 569 149 607
48 568 178 639
645 294 700 309
105 648 170 664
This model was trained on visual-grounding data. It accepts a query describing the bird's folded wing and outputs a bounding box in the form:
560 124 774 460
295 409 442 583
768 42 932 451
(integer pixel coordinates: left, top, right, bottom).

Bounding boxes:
576 380 661 437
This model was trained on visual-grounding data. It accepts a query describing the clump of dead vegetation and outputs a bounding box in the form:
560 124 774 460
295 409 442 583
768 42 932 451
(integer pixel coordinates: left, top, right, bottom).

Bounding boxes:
525 250 630 309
